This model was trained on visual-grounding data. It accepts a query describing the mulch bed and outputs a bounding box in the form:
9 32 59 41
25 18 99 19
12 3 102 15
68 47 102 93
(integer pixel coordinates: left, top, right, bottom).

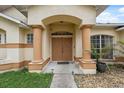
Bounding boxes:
74 64 124 88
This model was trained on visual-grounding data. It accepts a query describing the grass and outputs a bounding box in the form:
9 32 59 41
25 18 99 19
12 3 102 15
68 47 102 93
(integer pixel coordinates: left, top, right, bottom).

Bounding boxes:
0 68 53 88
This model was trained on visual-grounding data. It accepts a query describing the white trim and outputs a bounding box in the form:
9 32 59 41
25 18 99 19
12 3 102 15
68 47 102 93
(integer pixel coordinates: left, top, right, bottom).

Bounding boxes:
96 23 124 27
115 27 124 31
0 13 29 28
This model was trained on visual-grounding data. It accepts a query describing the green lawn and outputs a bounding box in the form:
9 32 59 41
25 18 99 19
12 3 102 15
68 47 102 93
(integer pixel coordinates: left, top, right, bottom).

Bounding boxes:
0 69 53 88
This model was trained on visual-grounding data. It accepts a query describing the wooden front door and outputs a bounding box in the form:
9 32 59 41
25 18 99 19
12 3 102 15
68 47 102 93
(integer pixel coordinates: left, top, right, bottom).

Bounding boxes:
52 37 72 61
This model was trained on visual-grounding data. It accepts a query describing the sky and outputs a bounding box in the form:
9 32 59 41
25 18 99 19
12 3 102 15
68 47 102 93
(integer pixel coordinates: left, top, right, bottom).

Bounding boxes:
96 5 124 23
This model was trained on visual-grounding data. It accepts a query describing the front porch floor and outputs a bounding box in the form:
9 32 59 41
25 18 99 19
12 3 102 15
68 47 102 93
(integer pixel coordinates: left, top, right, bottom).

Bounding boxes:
42 62 83 74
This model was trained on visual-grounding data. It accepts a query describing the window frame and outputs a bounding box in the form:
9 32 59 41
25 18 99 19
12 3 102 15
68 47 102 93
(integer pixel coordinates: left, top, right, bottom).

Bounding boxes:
91 34 113 59
0 34 1 44
27 33 33 44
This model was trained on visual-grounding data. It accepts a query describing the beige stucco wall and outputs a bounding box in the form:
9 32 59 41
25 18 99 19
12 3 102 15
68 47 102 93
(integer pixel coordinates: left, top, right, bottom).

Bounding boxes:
23 30 33 61
0 48 6 59
75 26 82 57
0 17 20 43
118 30 124 41
0 16 26 62
0 29 6 59
28 5 96 25
1 5 124 63
0 29 6 44
92 26 119 44
42 28 50 60
19 28 25 43
2 7 27 22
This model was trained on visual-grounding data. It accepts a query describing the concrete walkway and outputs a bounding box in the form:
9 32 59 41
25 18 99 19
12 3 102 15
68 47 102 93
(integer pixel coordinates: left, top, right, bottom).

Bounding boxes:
43 62 82 88
50 73 77 88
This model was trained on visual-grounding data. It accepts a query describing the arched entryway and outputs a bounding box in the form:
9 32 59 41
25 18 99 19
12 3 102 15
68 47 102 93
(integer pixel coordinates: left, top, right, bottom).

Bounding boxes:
42 15 82 62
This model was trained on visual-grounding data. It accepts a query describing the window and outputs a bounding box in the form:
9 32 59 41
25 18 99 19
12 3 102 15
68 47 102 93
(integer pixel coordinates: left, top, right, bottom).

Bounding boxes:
27 33 33 44
4 34 6 43
91 35 113 59
0 34 1 43
52 32 72 35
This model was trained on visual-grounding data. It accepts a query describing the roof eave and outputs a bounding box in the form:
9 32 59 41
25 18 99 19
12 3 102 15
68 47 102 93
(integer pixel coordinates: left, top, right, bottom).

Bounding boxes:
0 13 29 29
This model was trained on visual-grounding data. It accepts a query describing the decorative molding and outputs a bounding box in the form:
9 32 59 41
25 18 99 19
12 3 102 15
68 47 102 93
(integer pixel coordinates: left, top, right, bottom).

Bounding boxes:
31 25 44 30
79 62 96 69
28 57 50 72
80 24 93 30
74 56 83 62
0 43 33 48
0 60 31 71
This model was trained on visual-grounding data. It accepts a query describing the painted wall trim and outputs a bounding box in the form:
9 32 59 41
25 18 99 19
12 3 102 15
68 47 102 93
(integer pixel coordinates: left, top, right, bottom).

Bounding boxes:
0 60 30 71
0 43 33 48
28 57 50 72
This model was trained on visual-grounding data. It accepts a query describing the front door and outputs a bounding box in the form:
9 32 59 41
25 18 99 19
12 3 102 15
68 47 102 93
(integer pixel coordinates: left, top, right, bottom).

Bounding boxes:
52 37 72 61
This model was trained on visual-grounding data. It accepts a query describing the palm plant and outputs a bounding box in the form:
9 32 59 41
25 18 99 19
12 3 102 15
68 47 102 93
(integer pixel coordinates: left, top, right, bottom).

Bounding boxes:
114 41 124 56
113 41 124 62
91 45 113 62
91 44 112 72
91 48 100 63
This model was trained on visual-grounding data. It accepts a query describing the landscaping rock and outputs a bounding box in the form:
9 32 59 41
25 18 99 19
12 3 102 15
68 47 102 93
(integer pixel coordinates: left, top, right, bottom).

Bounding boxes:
74 64 124 88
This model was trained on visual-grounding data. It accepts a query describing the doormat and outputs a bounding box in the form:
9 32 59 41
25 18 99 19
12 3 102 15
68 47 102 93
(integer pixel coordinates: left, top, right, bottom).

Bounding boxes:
57 62 69 64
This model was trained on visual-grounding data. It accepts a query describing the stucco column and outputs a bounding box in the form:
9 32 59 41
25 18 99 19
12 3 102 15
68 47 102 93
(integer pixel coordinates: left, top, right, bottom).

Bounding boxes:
28 25 44 72
32 25 43 62
80 25 92 62
79 24 96 74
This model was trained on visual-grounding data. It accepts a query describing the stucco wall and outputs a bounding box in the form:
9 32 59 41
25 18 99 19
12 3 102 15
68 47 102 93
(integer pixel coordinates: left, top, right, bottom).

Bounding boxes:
0 29 6 44
23 30 33 61
42 28 50 60
0 17 25 62
75 26 82 57
0 29 6 59
28 5 96 25
118 30 124 41
92 26 119 44
0 17 20 43
19 28 25 43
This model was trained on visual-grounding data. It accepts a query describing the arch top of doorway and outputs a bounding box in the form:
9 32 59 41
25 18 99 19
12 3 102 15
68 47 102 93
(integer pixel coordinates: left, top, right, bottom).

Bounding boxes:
42 14 82 26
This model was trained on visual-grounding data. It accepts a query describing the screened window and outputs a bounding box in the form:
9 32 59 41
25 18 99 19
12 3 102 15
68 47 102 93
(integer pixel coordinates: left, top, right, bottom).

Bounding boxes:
91 35 113 59
27 33 33 44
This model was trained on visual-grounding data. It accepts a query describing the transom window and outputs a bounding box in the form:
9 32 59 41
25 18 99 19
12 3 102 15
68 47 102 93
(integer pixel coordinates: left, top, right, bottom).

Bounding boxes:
91 35 113 59
52 32 72 35
27 33 33 44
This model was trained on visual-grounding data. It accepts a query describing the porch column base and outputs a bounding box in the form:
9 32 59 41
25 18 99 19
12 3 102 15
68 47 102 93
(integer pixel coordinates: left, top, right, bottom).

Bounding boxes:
79 61 96 74
28 59 44 73
28 62 42 73
28 58 50 73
